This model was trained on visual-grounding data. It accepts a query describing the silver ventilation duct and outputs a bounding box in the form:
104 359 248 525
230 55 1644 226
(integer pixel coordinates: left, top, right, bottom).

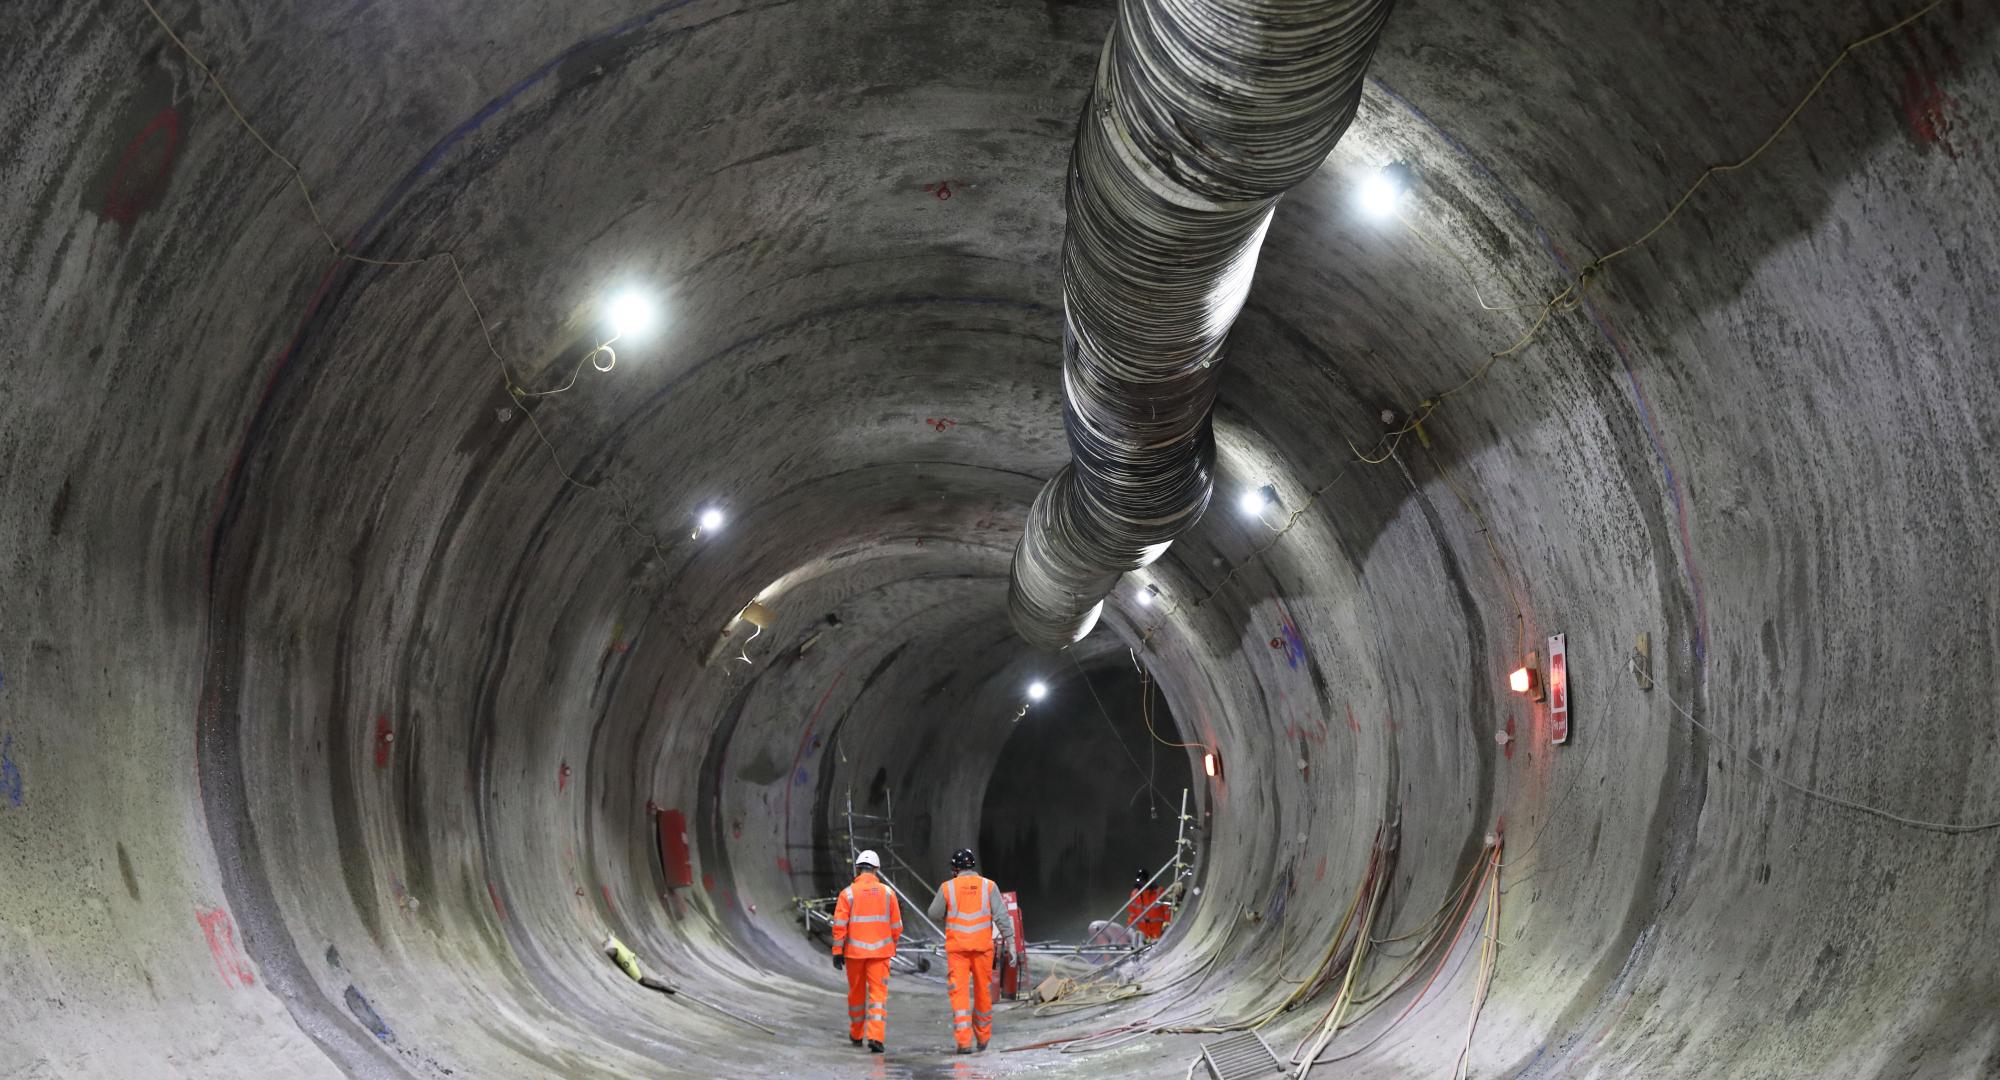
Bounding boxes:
1009 0 1397 647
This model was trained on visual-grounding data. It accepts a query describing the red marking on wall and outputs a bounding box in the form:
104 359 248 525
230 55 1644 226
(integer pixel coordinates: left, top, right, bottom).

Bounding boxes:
645 799 659 817
1503 714 1517 760
658 809 694 888
1899 66 1963 158
921 180 962 200
487 882 506 919
1314 855 1327 883
574 886 586 897
103 107 181 223
196 907 255 988
1345 703 1360 734
373 714 393 769
925 417 958 432
611 640 631 654
601 884 614 911
557 761 571 793
701 873 716 892
776 856 791 873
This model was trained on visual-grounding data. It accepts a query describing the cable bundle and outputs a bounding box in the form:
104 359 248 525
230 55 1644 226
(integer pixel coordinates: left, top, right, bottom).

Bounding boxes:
1010 0 1396 647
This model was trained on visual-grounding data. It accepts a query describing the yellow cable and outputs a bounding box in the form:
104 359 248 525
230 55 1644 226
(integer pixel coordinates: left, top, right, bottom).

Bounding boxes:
1137 670 1204 751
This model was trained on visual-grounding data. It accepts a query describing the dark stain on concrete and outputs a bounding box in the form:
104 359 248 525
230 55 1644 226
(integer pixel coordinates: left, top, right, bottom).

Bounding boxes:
116 841 139 901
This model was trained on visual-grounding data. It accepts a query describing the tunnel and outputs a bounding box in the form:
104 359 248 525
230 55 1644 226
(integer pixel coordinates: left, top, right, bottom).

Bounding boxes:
2 0 1997 1078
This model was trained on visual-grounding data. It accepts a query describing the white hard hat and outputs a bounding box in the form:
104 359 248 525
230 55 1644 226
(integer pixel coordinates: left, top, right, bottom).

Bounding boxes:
601 936 619 954
854 850 881 869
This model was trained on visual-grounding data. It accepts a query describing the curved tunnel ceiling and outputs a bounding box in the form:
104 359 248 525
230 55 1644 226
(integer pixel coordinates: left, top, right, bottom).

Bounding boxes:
4 1 1998 1078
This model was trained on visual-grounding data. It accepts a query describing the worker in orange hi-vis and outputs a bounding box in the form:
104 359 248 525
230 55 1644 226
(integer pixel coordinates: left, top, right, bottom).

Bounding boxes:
1127 869 1169 941
832 850 902 1053
927 848 1015 1054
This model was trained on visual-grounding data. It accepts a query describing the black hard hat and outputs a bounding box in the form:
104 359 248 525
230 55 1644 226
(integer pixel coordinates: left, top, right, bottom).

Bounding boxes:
951 848 976 870
1134 869 1148 886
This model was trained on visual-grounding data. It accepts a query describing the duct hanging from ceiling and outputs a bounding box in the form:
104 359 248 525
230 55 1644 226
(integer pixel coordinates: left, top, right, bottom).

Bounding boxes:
1008 0 1397 648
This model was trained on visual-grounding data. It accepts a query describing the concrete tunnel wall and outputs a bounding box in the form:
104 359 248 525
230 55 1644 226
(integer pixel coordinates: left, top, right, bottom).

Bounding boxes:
2 0 1997 1078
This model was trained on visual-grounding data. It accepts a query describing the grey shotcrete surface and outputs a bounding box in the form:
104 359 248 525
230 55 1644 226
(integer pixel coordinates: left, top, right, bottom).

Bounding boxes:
1 0 1996 1077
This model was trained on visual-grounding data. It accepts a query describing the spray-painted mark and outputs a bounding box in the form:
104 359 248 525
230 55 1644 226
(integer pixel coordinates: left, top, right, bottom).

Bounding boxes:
558 761 571 793
1344 703 1360 734
1899 65 1964 158
921 180 962 200
196 907 256 988
344 985 394 1041
793 767 811 787
1314 855 1327 883
601 884 614 911
103 107 181 223
925 417 958 432
487 882 506 919
701 873 717 892
1269 624 1306 669
0 733 21 807
1268 595 1307 669
776 857 791 873
373 714 393 768
1503 714 1517 760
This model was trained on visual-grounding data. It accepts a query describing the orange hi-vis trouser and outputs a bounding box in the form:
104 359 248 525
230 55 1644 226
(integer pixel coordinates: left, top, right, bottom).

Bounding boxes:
845 958 891 1043
833 874 901 1043
941 874 1000 1048
946 950 994 1049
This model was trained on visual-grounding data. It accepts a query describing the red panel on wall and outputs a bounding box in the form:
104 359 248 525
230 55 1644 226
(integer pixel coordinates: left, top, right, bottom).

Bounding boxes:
657 809 693 889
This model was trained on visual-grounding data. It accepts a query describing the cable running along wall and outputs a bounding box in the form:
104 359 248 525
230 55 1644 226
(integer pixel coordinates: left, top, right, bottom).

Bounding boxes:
1008 0 1396 647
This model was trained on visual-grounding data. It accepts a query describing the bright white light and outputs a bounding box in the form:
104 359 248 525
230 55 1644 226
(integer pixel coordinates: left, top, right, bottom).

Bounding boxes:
1135 585 1155 607
1027 681 1048 702
1238 488 1269 517
1357 167 1407 219
698 508 725 533
605 289 658 340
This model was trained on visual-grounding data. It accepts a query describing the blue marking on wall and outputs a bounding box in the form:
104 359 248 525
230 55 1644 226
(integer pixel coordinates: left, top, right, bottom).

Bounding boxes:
1 734 21 808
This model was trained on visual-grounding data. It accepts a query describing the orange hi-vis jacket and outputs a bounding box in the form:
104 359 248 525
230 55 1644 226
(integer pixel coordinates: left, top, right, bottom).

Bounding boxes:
832 872 902 959
1127 887 1169 939
939 873 1002 954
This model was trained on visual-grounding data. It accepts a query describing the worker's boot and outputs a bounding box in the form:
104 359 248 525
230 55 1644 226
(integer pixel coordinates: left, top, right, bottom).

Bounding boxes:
867 1040 884 1054
956 1046 972 1056
977 1040 989 1052
848 1038 862 1048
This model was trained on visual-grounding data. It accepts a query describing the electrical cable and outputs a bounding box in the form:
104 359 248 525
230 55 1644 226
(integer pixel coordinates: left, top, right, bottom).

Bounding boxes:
1066 648 1172 803
136 0 680 567
1639 660 2000 835
1132 0 1949 649
1138 669 1205 751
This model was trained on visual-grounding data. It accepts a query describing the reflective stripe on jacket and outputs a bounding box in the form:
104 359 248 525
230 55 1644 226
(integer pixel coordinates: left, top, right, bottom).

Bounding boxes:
831 872 902 958
931 872 1010 955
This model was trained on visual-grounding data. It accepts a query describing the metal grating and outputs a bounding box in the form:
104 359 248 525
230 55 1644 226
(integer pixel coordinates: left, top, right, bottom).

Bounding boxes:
1200 1030 1285 1079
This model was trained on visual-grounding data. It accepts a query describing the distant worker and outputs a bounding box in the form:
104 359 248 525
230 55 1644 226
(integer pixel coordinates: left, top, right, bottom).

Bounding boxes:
1127 870 1169 941
602 935 678 995
832 849 902 1053
928 848 1015 1054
